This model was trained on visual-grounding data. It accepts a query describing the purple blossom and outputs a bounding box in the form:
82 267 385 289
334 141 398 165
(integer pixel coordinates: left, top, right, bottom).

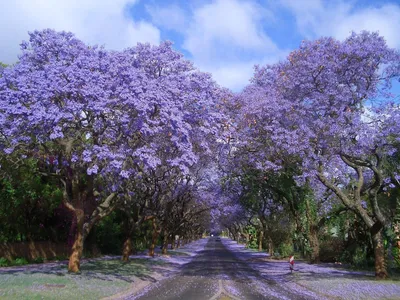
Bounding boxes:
3 148 14 154
119 170 130 179
87 165 99 175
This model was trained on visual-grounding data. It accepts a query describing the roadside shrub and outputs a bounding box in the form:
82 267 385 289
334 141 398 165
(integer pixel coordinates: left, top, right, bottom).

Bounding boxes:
352 247 374 268
96 212 123 254
53 255 68 261
392 245 400 268
32 257 44 264
0 257 9 267
244 225 258 249
12 257 29 266
277 243 293 257
320 237 344 262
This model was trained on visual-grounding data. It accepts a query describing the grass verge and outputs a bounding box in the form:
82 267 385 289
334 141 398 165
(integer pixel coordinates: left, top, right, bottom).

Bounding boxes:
0 258 168 300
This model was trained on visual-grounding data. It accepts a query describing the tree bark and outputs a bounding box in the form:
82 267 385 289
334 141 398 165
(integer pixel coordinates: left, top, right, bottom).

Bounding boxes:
148 218 159 257
171 234 176 249
258 230 264 251
162 230 168 255
372 230 388 279
394 222 400 266
308 227 320 263
68 209 84 273
67 213 77 247
305 198 320 263
122 237 133 262
268 236 274 256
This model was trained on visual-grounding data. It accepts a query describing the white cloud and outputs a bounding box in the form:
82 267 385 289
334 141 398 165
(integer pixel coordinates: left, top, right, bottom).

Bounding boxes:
182 0 283 90
203 63 256 91
197 49 290 92
281 0 400 48
0 0 161 64
183 0 277 61
332 5 400 48
146 0 280 91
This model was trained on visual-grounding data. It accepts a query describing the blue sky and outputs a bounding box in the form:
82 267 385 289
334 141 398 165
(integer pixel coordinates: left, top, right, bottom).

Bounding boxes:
1 0 400 91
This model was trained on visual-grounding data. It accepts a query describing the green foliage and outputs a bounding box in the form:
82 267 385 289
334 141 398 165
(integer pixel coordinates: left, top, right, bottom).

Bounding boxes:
392 245 400 268
53 255 69 261
12 257 29 266
0 157 63 243
244 225 258 249
0 257 10 267
278 243 294 257
339 246 374 269
319 238 343 262
32 257 44 264
96 212 123 254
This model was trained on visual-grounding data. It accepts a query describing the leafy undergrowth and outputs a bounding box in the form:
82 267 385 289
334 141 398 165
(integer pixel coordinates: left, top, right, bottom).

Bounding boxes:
223 238 400 300
0 239 208 300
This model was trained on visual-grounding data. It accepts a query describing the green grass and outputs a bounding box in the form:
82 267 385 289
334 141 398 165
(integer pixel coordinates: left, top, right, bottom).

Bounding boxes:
167 250 191 257
0 258 168 300
298 277 400 300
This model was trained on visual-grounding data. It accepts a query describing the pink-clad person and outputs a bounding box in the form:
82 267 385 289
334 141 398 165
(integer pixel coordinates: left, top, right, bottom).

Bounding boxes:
289 255 294 273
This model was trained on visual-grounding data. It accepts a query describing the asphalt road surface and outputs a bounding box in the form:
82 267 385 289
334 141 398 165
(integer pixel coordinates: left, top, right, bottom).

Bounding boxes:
129 238 312 300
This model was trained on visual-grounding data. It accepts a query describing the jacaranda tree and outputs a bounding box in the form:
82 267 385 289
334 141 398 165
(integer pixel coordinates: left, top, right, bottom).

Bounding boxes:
239 32 400 278
0 30 225 272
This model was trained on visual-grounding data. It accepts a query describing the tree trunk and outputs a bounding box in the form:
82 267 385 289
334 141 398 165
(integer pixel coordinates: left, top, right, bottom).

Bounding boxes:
171 234 176 250
122 237 133 262
67 212 77 247
162 230 168 255
68 209 84 273
305 197 320 263
372 230 388 279
176 238 181 248
394 222 400 266
148 219 159 257
244 232 249 247
258 230 264 251
308 226 320 263
268 237 274 256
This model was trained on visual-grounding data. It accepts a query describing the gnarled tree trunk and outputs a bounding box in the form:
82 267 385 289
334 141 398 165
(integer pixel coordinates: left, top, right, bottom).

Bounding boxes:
162 230 168 255
268 236 274 256
318 165 389 279
372 230 388 279
122 237 133 262
148 219 159 257
258 230 264 251
394 222 400 265
68 209 84 273
308 227 320 264
171 234 177 249
306 198 320 263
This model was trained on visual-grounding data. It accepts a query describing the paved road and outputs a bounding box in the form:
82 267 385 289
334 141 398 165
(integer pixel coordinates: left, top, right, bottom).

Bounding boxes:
129 239 311 300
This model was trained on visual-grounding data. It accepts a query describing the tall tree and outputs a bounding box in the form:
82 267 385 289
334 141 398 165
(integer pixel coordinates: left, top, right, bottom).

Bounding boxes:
0 30 225 272
239 32 400 278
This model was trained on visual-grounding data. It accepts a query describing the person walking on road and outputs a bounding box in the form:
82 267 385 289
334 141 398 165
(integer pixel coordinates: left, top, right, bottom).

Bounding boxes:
289 255 294 273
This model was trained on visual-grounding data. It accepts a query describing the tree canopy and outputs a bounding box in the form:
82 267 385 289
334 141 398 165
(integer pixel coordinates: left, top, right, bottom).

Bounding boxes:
1 29 400 278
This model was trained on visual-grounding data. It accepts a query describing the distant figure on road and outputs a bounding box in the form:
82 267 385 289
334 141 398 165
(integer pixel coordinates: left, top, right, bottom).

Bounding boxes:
289 255 294 273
